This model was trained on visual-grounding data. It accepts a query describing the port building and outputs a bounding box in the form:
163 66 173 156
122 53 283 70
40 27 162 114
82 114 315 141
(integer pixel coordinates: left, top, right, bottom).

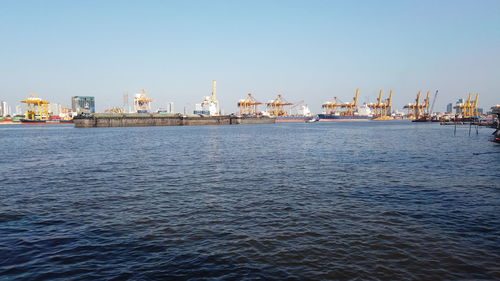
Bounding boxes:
72 96 95 114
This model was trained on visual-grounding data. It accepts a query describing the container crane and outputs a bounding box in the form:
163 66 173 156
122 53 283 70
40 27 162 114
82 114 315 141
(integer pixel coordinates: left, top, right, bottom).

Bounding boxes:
404 91 423 119
20 94 49 120
237 93 262 115
133 89 153 113
340 88 359 116
322 97 340 114
472 93 480 117
369 89 393 119
266 94 293 117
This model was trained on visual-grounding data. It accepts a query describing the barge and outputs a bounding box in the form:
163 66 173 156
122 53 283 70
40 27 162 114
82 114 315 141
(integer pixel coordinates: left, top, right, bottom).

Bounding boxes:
73 113 275 128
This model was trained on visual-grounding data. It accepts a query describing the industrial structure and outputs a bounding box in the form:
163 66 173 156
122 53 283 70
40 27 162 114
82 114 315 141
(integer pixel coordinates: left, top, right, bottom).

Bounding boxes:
265 94 293 117
368 89 393 119
318 89 374 121
72 96 95 114
133 90 153 113
321 97 340 115
238 93 262 115
340 88 359 116
403 91 431 120
0 101 12 117
454 93 480 118
194 80 220 116
322 89 361 116
21 94 49 120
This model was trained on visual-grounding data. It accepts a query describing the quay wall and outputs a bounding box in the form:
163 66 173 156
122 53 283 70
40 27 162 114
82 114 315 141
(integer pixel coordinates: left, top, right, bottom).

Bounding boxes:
74 114 275 128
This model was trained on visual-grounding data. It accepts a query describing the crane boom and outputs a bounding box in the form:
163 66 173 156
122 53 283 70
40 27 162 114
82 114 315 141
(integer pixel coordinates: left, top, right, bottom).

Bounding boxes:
429 90 438 116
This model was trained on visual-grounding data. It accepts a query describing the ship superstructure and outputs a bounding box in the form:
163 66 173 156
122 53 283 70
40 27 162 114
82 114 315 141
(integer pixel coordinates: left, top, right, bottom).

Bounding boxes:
194 80 220 116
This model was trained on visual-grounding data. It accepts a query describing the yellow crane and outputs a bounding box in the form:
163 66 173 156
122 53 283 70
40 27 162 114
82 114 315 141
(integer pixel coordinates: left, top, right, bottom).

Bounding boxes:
322 97 340 115
454 93 479 118
404 91 430 120
369 89 393 119
421 91 431 117
238 93 262 115
266 94 293 117
369 89 384 117
471 93 480 117
133 89 153 113
20 94 49 120
384 90 393 117
340 88 359 116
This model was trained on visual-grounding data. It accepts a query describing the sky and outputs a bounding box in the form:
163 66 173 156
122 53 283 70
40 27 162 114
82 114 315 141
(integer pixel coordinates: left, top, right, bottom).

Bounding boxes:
1 0 499 113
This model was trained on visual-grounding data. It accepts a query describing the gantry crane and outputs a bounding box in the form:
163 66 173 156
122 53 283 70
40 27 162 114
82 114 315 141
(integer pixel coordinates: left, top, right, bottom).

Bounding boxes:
369 89 393 119
404 91 430 120
383 90 393 117
471 93 480 117
322 88 361 116
422 91 431 118
237 93 262 115
20 94 50 120
369 89 384 117
454 93 479 118
133 89 153 113
322 97 340 114
340 88 359 116
266 94 293 117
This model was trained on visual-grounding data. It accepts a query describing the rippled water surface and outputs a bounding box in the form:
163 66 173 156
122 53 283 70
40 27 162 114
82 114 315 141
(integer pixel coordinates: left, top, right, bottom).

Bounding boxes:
1 122 499 280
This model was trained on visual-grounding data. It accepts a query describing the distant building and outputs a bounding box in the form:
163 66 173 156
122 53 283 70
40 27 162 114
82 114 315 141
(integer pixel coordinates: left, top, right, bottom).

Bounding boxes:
455 98 464 114
48 103 62 116
158 102 174 114
477 108 483 115
72 96 95 114
0 101 11 117
446 103 453 113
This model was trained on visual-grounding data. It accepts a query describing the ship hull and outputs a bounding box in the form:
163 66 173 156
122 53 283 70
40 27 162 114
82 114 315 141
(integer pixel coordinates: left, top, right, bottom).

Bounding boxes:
275 116 313 123
317 114 372 121
21 119 73 125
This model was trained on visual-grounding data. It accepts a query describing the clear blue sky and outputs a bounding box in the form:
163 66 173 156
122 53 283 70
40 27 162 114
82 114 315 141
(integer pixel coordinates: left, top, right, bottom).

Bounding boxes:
1 0 499 113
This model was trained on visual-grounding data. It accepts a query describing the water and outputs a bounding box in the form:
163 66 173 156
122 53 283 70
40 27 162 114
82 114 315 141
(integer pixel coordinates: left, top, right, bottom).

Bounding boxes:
0 122 499 280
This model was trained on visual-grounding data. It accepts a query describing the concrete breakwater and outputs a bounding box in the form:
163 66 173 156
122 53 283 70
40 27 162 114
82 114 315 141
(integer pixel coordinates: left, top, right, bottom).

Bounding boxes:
73 113 275 128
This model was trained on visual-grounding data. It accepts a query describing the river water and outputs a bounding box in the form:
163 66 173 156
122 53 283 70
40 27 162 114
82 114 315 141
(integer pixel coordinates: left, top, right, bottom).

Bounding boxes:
0 121 499 280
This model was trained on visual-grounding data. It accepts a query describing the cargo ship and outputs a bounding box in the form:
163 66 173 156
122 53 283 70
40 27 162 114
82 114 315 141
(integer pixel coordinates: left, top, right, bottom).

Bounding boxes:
319 89 368 121
274 104 314 123
275 116 314 122
318 105 373 121
20 119 73 124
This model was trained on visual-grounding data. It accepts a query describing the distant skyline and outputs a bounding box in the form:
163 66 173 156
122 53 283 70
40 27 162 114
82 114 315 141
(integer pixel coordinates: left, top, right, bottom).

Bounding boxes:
1 0 499 113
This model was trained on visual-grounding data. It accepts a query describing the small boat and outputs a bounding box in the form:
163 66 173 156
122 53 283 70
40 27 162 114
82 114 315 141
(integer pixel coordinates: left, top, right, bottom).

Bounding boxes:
307 116 319 123
492 129 500 143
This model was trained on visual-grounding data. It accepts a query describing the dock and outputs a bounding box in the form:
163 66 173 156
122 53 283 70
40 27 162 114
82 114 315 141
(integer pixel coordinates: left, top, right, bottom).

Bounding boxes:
73 113 275 128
